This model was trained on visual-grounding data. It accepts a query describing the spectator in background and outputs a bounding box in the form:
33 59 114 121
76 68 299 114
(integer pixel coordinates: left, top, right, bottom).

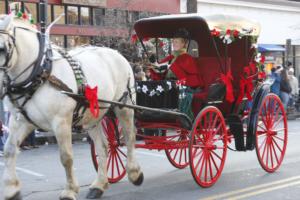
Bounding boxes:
288 68 299 109
280 68 292 111
270 66 282 96
133 65 147 81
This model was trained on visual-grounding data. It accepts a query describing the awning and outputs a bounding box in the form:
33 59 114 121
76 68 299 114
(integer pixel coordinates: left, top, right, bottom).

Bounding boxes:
258 44 286 52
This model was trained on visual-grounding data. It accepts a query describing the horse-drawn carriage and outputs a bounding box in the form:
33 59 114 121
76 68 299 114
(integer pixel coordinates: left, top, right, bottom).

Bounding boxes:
90 14 288 187
0 12 288 200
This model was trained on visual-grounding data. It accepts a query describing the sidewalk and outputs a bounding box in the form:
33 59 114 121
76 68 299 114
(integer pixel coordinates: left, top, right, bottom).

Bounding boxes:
287 110 300 120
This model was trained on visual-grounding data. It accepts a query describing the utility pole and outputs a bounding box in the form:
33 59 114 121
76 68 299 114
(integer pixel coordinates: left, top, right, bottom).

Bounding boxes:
187 0 197 13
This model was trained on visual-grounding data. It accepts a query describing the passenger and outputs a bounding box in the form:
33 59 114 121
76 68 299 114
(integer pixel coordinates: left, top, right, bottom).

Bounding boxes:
149 28 203 88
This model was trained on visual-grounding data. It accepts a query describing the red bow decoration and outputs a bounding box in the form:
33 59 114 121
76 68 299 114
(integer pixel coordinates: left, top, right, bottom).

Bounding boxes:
85 85 99 118
220 71 234 103
236 67 254 104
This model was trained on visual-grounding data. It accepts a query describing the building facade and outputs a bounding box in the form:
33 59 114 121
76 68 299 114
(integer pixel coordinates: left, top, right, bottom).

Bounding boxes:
195 0 300 76
0 0 180 48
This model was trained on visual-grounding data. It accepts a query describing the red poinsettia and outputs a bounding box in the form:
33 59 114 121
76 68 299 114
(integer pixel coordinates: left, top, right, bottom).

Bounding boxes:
260 55 265 63
226 29 231 35
143 37 150 42
22 13 28 19
159 41 164 48
233 30 239 37
258 72 266 79
211 29 220 37
131 34 138 44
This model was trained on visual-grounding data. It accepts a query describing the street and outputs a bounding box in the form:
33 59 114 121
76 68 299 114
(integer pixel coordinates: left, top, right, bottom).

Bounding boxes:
0 119 300 200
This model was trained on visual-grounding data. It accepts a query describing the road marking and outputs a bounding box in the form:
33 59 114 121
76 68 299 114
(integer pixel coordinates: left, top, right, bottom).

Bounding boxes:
202 175 300 200
0 162 45 177
227 180 300 200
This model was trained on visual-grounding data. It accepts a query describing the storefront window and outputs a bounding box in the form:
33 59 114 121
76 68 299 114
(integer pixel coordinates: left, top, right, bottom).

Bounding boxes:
53 5 65 24
81 7 90 25
0 0 6 14
67 6 78 25
50 35 64 47
67 36 90 48
93 8 105 26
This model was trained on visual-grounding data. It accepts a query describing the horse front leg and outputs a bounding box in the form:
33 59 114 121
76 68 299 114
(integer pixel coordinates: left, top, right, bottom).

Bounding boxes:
3 116 34 200
115 107 144 186
53 119 79 200
86 125 109 199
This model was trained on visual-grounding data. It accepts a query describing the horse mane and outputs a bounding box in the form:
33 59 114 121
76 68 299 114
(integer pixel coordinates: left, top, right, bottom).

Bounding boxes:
12 17 39 33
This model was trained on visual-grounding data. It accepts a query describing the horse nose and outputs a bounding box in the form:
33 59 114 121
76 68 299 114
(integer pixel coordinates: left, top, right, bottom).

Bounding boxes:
0 42 6 54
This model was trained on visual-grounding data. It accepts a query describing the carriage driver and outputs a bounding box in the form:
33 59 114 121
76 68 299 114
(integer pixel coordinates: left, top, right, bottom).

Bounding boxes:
149 28 204 89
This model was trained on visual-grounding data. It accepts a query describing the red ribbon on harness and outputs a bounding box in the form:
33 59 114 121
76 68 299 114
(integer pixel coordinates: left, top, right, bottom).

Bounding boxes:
236 66 254 104
220 71 234 103
85 85 99 118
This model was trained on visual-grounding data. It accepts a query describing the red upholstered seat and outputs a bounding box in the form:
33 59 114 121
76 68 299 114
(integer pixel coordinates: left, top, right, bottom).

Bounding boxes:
192 57 231 116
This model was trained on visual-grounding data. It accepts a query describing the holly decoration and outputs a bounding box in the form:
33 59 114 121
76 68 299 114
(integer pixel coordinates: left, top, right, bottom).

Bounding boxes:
15 11 35 24
211 28 254 44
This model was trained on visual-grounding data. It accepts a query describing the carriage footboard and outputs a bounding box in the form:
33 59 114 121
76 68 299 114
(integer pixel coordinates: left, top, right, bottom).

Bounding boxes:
62 91 192 130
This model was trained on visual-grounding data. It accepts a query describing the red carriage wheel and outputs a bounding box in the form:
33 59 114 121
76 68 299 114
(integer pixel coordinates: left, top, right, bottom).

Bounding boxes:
189 106 227 187
90 116 127 183
255 94 288 172
165 129 189 169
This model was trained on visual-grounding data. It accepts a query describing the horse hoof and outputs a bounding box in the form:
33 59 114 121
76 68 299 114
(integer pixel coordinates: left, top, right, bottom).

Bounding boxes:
6 192 22 200
59 198 74 200
86 188 103 199
132 172 144 186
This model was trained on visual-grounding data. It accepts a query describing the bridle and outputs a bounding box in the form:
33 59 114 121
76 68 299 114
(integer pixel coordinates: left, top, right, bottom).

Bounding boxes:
0 25 51 99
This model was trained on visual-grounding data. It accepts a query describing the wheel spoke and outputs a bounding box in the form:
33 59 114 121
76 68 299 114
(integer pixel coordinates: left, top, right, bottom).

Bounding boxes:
116 147 127 158
115 152 121 176
270 141 280 165
273 116 283 129
115 150 126 171
258 136 267 151
211 150 222 161
198 151 206 178
194 150 204 170
272 137 283 154
208 153 214 181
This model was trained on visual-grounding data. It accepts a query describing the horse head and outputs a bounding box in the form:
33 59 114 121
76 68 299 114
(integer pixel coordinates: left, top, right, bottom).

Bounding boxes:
0 14 40 97
0 15 13 68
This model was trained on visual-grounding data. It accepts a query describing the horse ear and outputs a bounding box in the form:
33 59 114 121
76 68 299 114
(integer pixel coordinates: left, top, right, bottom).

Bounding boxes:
0 15 13 31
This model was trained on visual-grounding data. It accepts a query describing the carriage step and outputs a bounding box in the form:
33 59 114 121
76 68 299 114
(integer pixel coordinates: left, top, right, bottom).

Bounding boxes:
227 114 245 151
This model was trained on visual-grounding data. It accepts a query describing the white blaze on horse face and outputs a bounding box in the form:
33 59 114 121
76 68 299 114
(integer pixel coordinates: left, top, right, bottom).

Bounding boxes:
0 15 13 31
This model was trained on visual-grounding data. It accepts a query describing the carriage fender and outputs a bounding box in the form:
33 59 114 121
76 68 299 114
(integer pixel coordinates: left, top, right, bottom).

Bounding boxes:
246 81 271 150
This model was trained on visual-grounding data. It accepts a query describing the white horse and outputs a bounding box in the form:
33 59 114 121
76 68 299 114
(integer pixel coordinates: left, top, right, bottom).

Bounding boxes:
0 15 143 200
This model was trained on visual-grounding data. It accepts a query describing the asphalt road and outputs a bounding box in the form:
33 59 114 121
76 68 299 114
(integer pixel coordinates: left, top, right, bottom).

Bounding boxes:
0 119 300 200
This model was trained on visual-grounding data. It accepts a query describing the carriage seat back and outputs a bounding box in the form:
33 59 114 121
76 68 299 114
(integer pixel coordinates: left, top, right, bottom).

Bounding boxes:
195 57 231 91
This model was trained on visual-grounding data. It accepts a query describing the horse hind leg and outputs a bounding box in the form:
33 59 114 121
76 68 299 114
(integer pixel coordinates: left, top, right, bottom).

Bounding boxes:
86 125 109 199
114 107 144 186
53 120 79 200
3 116 34 200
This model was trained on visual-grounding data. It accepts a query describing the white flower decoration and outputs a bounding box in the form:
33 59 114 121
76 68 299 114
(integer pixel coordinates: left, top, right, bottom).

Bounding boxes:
157 85 164 93
142 85 148 93
166 81 172 90
149 90 156 96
